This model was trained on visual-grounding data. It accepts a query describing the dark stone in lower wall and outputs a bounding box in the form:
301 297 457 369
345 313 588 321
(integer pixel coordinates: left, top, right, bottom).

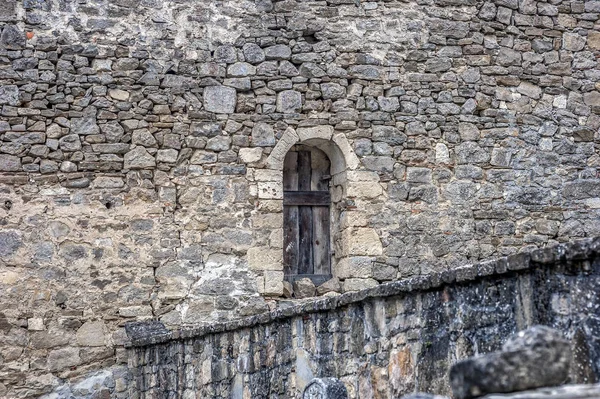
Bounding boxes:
126 238 600 398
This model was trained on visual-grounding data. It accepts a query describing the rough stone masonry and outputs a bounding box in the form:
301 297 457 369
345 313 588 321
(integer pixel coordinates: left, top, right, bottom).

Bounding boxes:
0 0 598 397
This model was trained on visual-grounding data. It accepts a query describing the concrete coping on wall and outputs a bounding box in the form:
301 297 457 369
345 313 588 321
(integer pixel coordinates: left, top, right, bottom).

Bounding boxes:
125 236 600 348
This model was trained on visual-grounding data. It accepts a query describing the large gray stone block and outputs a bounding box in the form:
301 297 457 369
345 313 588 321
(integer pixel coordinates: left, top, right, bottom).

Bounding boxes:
203 86 237 114
450 326 571 399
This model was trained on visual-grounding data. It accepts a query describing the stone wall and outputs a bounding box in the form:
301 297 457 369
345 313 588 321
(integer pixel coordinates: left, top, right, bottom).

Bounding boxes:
126 238 600 398
0 0 599 396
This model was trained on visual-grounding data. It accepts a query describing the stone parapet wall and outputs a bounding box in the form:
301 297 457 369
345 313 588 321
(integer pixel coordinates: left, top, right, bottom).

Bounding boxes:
126 238 600 398
0 0 599 396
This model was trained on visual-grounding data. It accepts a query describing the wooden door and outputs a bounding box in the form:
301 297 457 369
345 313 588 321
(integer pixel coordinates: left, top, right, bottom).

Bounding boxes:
283 148 331 285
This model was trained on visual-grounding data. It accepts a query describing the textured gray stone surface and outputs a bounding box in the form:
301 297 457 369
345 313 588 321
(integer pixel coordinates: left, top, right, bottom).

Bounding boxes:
0 0 599 396
122 239 600 398
450 326 571 399
304 378 348 399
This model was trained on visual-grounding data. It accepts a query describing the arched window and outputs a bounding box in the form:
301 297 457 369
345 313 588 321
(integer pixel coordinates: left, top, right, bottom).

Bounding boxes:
283 145 331 285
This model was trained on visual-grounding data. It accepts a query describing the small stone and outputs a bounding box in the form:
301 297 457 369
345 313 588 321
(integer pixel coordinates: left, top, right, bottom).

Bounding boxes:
227 62 256 77
243 43 265 63
0 85 19 106
583 91 600 107
156 149 179 163
303 378 348 399
124 147 156 169
517 82 542 99
563 33 586 51
203 86 237 114
1 25 25 50
277 90 302 113
496 48 522 66
40 160 59 174
58 134 82 152
47 347 81 371
293 278 316 299
321 83 346 99
0 154 21 171
108 89 129 101
71 118 100 136
132 129 157 147
264 44 291 60
251 122 275 147
214 45 237 63
0 230 22 257
588 31 600 51
206 136 231 151
239 148 262 163
316 277 341 295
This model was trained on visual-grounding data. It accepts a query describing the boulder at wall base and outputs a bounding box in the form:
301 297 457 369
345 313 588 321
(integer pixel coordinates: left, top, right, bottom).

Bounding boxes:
450 326 571 399
303 378 348 399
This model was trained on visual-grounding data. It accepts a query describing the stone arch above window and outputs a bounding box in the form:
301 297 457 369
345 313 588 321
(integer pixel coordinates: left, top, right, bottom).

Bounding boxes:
266 126 360 174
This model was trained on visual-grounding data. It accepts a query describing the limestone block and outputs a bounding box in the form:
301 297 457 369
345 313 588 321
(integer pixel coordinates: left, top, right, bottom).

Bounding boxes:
267 127 299 169
346 182 383 199
184 298 215 323
252 122 276 147
340 211 368 229
343 278 378 292
76 321 107 347
293 278 316 299
297 126 333 141
255 169 282 182
335 256 374 279
247 247 283 271
277 90 302 113
119 306 153 317
252 213 282 229
108 89 129 101
435 143 450 163
47 347 81 371
227 62 256 77
269 229 283 249
562 32 586 51
239 148 263 163
203 86 237 114
339 228 383 256
588 31 600 50
517 82 542 99
0 230 22 257
0 85 19 106
124 147 156 169
28 318 44 331
263 271 284 296
258 181 283 199
345 170 379 182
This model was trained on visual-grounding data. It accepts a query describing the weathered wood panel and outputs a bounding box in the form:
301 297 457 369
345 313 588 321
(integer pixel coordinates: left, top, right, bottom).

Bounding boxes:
283 191 330 206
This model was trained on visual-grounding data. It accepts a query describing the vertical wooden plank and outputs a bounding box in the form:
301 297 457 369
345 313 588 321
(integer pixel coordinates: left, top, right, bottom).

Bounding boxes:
298 205 313 275
297 150 314 274
283 151 298 191
297 151 311 191
312 206 331 275
310 148 331 191
283 205 299 277
283 150 299 278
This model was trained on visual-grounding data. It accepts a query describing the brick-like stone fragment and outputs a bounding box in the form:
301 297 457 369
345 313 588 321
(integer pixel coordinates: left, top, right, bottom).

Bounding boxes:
0 154 21 171
124 147 156 169
76 321 107 347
